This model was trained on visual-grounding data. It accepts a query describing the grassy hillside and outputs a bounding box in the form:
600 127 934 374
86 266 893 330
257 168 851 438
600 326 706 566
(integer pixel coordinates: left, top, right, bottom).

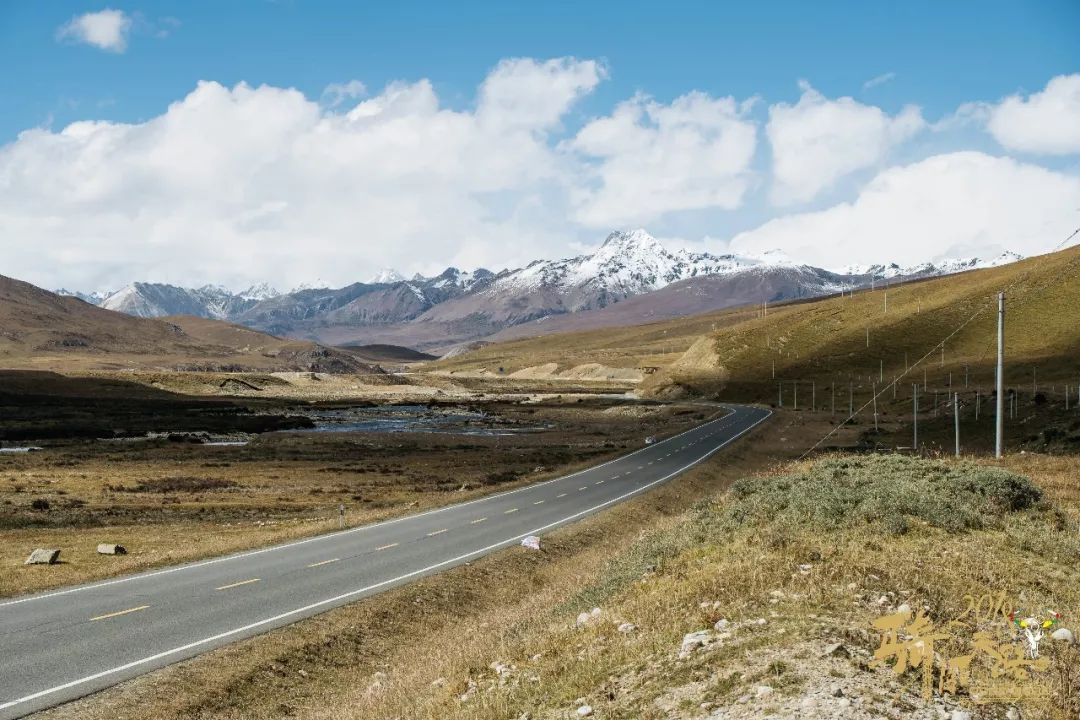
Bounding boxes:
653 244 1080 402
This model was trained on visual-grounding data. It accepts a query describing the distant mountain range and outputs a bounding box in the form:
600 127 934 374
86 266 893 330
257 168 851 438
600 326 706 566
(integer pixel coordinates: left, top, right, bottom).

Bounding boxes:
56 229 1024 353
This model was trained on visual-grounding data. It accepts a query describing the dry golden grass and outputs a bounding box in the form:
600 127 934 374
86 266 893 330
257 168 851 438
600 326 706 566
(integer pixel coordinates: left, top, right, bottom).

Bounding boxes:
0 402 712 598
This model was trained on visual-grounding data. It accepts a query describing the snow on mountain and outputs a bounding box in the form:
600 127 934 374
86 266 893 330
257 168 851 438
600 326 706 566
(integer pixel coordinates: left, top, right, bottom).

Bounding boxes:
54 288 108 304
839 250 1024 279
493 229 763 298
370 268 406 284
238 283 281 301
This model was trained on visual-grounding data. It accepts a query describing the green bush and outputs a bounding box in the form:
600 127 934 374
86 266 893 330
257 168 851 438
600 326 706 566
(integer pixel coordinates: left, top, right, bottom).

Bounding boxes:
716 454 1043 535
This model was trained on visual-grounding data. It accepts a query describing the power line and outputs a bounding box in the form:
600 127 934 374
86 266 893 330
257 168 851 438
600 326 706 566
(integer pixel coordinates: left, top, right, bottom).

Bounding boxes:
796 225 1080 460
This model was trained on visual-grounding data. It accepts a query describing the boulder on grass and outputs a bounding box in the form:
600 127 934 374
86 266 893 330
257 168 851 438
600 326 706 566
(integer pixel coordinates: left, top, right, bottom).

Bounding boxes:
25 548 60 565
96 543 127 556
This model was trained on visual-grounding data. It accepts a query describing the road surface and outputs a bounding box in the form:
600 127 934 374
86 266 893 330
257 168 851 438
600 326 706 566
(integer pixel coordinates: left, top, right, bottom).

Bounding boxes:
0 404 770 718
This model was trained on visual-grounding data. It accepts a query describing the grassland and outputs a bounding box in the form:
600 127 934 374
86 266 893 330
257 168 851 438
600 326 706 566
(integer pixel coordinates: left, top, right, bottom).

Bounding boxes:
0 394 712 598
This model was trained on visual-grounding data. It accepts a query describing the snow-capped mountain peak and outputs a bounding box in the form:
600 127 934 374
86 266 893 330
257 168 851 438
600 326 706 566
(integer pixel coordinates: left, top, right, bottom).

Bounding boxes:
238 282 281 301
370 268 406 284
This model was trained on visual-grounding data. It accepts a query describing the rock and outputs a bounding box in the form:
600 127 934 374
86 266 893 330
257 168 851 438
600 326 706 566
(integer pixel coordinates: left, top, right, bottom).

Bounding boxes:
576 612 591 627
822 642 850 658
431 677 447 687
96 543 127 555
714 618 731 631
950 711 972 720
1051 627 1075 644
755 618 768 626
679 630 712 657
830 684 844 697
617 622 637 634
373 671 388 682
798 563 813 573
590 607 602 618
1005 709 1020 720
755 685 774 698
576 706 593 717
520 535 541 551
896 603 912 616
24 548 60 565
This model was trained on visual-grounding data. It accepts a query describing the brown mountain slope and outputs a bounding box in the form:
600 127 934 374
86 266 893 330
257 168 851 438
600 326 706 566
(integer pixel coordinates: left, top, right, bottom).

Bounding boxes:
0 274 378 373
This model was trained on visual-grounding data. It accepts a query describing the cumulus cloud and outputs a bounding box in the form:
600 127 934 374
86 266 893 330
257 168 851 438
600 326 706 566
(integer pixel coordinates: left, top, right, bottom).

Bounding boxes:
767 82 925 205
56 9 132 53
569 91 758 227
987 74 1080 155
0 59 607 292
731 152 1080 269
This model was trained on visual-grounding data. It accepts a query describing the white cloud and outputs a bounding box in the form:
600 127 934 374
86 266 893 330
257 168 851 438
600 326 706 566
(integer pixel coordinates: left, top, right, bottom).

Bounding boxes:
767 82 925 205
56 9 132 53
569 91 758 227
0 60 605 292
321 80 368 108
477 57 606 132
987 74 1080 155
863 72 896 90
731 151 1080 269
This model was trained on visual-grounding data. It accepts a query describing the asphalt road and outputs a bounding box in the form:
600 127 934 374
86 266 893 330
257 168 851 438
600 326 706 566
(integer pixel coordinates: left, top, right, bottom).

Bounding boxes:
0 403 771 718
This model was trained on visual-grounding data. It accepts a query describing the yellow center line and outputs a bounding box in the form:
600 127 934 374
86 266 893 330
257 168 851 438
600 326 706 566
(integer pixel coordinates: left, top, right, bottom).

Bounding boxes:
376 542 399 551
556 493 567 498
90 605 149 622
504 508 518 514
307 558 340 568
216 578 259 591
426 528 449 537
470 517 487 524
533 500 545 505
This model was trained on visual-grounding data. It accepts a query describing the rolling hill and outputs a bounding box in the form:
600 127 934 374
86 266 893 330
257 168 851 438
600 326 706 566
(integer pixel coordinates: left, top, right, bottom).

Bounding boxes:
0 274 382 374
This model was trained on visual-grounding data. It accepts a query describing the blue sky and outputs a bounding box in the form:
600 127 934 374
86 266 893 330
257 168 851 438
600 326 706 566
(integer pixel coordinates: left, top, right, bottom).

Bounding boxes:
3 1 1077 141
0 1 1078 291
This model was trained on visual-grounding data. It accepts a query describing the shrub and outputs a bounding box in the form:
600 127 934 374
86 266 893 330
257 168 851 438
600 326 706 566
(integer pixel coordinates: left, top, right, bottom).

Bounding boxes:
716 454 1043 535
30 498 50 511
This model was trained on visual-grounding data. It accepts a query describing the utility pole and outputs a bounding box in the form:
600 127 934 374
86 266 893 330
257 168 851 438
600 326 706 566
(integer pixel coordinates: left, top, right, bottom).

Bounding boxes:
879 359 883 383
995 292 1005 459
849 382 853 417
812 381 816 413
873 384 879 432
975 389 980 421
954 393 960 457
866 327 869 348
778 382 783 408
913 384 919 451
793 382 798 411
965 365 969 388
941 344 945 367
831 382 835 415
772 360 775 379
